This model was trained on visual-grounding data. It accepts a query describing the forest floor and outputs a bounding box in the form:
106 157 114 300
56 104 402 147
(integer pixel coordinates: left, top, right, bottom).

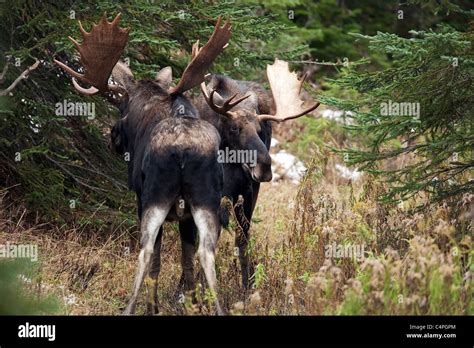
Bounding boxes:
0 175 300 314
0 114 471 315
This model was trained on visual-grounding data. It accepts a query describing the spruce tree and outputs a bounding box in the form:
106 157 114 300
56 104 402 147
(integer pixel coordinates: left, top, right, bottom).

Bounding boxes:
320 1 473 206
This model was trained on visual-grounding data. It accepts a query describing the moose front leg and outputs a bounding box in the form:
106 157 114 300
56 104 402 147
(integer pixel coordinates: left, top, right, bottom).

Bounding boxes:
233 195 255 291
235 224 254 291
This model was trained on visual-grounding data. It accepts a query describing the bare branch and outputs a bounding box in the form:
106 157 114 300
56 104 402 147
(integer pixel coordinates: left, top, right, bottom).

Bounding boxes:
0 60 40 96
0 58 10 84
44 154 108 192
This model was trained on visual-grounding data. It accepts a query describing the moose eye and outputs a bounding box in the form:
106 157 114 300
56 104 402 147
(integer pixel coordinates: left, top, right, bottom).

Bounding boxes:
230 124 239 134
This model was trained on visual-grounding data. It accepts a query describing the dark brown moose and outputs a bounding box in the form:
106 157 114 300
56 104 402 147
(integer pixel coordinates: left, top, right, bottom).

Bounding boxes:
194 59 320 289
54 13 232 315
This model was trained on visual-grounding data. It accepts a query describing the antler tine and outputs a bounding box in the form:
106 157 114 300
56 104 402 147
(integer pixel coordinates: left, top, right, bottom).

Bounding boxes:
111 12 122 26
200 82 250 117
258 59 320 123
191 40 200 59
54 59 84 82
78 20 88 36
258 102 320 123
208 90 221 112
169 16 231 95
72 77 99 95
54 12 130 96
224 93 251 109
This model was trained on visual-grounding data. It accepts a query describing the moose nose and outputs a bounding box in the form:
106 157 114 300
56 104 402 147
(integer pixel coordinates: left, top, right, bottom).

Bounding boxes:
252 162 273 182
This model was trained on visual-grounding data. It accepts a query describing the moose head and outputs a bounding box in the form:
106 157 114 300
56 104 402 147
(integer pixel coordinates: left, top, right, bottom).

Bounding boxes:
200 59 320 182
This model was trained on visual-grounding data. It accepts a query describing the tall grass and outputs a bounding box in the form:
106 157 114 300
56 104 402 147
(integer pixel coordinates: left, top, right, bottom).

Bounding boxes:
0 144 471 315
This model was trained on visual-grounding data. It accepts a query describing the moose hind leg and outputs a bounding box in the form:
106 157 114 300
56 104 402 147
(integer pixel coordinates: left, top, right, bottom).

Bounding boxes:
178 219 197 293
124 205 169 315
191 207 223 315
146 226 163 315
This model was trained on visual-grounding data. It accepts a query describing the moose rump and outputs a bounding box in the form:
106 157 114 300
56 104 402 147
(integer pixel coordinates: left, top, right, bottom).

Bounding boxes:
132 116 223 315
141 117 223 221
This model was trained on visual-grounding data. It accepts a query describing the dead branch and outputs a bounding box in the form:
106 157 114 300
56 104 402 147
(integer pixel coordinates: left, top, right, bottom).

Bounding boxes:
0 60 40 96
44 154 108 192
0 57 10 84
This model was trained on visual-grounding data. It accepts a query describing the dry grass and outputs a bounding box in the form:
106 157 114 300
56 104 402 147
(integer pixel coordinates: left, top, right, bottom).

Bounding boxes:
1 144 471 315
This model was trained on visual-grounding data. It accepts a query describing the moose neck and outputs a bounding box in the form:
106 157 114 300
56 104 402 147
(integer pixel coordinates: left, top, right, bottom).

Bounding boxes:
124 81 171 147
170 94 200 119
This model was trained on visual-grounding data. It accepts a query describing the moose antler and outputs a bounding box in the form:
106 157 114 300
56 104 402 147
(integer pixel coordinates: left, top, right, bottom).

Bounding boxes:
200 82 250 117
257 59 319 123
169 16 231 95
54 13 130 96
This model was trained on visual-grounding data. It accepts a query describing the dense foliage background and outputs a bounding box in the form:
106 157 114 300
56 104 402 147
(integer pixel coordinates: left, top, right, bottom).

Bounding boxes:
0 0 472 315
1 0 472 221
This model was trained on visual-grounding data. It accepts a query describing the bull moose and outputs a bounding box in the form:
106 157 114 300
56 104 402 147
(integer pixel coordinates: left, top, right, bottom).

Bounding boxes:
194 60 320 289
54 13 233 315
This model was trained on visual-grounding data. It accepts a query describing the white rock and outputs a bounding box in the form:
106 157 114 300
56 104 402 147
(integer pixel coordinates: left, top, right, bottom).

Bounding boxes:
270 137 279 148
335 163 361 181
271 150 306 184
321 109 354 125
322 109 344 120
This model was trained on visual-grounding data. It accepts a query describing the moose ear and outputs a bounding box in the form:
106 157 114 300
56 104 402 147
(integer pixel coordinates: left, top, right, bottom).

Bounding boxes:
155 67 172 89
211 91 226 107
